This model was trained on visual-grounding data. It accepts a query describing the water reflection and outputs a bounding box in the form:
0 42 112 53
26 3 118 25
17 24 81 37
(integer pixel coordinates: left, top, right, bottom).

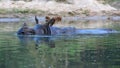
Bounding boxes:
17 35 55 49
81 48 120 64
0 32 120 68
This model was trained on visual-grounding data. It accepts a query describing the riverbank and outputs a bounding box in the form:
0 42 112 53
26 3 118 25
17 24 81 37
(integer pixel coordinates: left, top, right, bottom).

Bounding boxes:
0 0 120 18
0 10 120 18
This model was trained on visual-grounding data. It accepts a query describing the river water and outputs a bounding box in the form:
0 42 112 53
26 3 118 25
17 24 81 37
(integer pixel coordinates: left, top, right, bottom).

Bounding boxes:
0 16 120 68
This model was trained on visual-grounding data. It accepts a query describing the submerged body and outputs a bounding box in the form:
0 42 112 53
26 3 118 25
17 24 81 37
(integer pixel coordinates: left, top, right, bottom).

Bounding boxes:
17 24 118 35
17 26 118 35
50 27 118 35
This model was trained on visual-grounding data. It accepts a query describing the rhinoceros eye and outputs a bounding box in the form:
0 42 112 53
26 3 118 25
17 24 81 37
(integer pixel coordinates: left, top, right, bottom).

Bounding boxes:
21 32 25 34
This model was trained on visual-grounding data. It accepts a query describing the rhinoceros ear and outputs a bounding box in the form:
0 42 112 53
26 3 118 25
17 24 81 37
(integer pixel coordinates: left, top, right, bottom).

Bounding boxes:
22 23 28 27
35 16 39 24
45 16 51 22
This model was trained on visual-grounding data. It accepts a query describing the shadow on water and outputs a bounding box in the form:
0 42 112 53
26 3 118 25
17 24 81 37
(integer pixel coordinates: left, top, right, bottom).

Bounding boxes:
0 16 120 68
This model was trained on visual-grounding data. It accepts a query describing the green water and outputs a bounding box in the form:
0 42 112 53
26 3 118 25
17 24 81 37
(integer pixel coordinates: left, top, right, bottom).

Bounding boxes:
0 19 120 68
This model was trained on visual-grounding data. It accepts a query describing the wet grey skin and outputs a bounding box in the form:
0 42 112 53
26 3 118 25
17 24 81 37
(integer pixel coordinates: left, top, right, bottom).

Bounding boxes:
17 23 35 35
33 16 52 35
17 16 55 35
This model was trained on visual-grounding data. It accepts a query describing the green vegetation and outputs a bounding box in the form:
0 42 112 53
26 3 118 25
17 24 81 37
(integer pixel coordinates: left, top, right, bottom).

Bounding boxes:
101 0 119 4
0 8 40 14
82 9 90 16
12 8 39 14
0 9 10 14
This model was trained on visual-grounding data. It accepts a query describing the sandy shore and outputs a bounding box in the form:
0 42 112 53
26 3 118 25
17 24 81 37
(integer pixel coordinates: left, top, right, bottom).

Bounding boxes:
0 0 120 18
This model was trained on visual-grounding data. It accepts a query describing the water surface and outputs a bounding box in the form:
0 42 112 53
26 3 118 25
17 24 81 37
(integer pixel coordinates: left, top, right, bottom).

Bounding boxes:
0 17 120 68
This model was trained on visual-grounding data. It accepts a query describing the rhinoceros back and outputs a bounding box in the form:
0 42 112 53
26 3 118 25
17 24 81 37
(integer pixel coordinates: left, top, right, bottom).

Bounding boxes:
50 27 76 35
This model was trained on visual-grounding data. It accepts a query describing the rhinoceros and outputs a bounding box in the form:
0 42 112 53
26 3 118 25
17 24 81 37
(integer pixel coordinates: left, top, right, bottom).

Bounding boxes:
17 16 118 35
17 16 119 49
